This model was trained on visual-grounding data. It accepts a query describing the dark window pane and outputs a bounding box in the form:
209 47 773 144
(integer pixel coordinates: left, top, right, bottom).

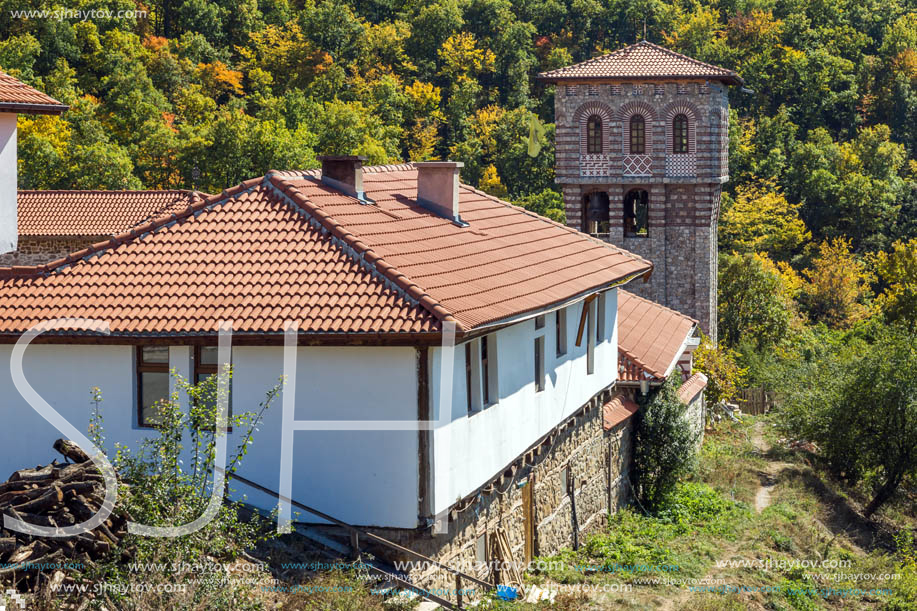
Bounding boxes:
630 115 645 154
141 345 169 364
673 115 689 153
194 372 233 418
535 315 545 329
586 116 602 154
140 371 169 426
199 346 219 366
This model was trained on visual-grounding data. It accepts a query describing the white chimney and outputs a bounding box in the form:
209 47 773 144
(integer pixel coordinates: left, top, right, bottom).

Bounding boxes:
415 161 467 226
0 73 68 255
0 113 17 254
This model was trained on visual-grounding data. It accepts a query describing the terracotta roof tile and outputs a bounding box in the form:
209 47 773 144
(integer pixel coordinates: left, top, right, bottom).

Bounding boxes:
538 41 742 85
617 290 696 380
17 190 205 237
0 72 68 113
603 395 639 430
0 166 652 337
677 372 708 403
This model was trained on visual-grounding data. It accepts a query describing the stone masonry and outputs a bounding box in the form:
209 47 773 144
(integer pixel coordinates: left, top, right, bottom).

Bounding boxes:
0 236 101 266
364 387 635 599
554 80 729 340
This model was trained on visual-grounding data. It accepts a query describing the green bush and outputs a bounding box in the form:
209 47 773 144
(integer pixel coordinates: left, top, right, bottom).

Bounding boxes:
633 372 701 511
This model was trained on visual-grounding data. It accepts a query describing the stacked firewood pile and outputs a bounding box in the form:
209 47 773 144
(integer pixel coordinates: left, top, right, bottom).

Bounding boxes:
0 439 130 589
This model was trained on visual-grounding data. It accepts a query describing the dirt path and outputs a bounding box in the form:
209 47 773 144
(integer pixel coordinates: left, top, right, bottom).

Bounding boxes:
753 421 777 512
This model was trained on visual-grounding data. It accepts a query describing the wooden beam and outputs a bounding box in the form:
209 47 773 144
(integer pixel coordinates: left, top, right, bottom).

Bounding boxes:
575 295 596 347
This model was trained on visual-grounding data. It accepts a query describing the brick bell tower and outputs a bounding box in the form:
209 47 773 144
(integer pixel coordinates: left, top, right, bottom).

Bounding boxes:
538 41 742 340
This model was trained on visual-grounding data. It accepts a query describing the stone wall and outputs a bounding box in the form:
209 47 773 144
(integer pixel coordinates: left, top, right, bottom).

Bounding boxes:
360 388 636 598
0 236 100 266
553 79 730 340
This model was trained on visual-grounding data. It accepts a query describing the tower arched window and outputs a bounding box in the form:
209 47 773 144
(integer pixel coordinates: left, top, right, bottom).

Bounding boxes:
583 191 609 236
624 189 649 237
586 116 603 154
672 114 689 153
629 115 645 154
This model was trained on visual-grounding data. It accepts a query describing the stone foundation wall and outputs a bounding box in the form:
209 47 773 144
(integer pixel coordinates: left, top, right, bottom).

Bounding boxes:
359 390 636 598
0 236 100 266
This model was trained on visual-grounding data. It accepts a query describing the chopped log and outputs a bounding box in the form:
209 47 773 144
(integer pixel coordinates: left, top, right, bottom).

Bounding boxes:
53 439 90 464
11 485 63 514
9 465 55 483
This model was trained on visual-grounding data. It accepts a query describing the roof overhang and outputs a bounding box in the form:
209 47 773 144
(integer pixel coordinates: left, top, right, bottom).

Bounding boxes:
0 102 69 115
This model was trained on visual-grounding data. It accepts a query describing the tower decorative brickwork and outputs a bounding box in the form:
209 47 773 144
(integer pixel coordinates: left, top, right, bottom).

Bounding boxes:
539 41 742 340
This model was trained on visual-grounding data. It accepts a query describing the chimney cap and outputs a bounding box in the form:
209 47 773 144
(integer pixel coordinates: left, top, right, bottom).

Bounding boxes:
318 155 368 162
414 161 464 168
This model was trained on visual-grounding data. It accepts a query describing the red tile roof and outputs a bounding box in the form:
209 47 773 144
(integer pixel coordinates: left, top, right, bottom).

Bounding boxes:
677 372 708 404
538 41 742 85
18 190 204 237
617 290 696 381
0 72 68 113
603 395 639 430
0 166 652 337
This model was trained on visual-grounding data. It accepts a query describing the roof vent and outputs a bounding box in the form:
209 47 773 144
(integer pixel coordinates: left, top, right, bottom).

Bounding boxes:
319 155 368 201
415 161 467 227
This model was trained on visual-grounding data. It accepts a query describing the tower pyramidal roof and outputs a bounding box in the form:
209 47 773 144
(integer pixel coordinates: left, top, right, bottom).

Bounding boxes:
538 40 742 86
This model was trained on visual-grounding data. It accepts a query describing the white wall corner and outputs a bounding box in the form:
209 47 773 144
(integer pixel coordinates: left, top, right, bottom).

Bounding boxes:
0 113 17 254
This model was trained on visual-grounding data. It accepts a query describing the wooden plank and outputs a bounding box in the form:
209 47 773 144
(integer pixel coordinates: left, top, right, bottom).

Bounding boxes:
522 479 534 564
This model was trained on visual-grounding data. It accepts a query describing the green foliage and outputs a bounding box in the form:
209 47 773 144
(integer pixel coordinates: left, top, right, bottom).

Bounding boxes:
633 373 701 511
718 252 792 349
779 328 917 517
3 0 911 237
108 370 282 566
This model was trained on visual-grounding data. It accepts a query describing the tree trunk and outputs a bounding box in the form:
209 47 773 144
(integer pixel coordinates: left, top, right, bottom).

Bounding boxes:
864 475 901 518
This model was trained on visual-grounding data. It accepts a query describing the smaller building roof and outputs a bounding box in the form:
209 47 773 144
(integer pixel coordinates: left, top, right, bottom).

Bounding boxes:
617 289 697 381
18 190 204 237
603 395 640 430
538 41 742 86
677 372 708 404
0 72 68 114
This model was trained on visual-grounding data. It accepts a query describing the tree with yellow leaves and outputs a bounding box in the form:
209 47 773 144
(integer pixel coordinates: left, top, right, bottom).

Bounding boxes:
801 238 873 328
874 239 917 330
719 180 811 261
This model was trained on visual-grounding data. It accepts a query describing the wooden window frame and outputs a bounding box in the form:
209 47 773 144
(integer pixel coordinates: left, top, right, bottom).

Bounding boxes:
629 115 645 154
596 293 606 343
465 342 474 413
673 114 689 153
586 116 603 154
556 309 567 357
137 346 169 429
481 336 490 406
193 345 233 429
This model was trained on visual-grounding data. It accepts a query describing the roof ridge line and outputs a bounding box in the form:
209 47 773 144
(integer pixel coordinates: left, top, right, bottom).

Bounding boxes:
0 179 261 279
637 40 734 74
619 288 698 325
461 183 655 274
18 189 196 194
264 173 461 331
